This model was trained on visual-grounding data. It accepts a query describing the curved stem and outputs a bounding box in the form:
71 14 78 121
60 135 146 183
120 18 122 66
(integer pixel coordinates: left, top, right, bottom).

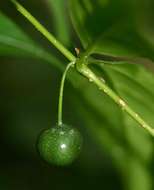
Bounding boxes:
11 0 76 62
58 61 75 126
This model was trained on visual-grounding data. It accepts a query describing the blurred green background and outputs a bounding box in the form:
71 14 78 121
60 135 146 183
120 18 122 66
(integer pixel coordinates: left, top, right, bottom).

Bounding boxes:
0 0 154 190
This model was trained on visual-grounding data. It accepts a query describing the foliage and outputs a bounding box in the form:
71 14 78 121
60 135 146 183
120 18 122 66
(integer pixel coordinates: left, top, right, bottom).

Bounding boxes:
0 1 154 190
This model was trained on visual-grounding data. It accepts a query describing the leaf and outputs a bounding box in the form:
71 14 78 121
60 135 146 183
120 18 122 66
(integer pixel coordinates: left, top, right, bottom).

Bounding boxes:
0 11 35 56
133 0 154 47
0 11 63 70
0 2 124 166
69 0 154 60
69 1 154 188
103 64 154 149
46 0 71 45
69 0 154 155
68 69 127 169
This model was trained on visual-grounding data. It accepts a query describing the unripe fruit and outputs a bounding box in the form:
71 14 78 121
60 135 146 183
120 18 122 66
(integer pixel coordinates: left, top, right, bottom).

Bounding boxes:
37 124 82 166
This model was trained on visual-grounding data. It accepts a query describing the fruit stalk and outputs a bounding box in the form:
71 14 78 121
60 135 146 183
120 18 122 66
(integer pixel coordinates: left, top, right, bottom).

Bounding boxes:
58 61 75 126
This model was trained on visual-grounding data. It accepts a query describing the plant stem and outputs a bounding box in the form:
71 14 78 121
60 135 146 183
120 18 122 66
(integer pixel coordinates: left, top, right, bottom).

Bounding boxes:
77 63 154 136
58 61 75 126
11 0 76 62
11 0 154 136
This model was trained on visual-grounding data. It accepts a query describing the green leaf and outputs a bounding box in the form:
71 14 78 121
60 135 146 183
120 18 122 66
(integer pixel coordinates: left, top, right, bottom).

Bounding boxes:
69 1 154 189
69 0 154 60
0 11 36 56
69 0 154 155
0 11 63 70
133 0 154 47
46 0 71 45
69 70 126 168
101 63 154 189
103 64 154 144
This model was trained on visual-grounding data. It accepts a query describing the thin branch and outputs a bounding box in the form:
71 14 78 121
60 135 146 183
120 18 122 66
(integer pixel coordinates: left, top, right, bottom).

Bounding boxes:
11 0 76 62
76 62 154 137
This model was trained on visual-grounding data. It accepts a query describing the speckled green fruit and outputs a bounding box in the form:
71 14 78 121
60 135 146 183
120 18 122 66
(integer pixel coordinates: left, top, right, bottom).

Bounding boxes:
37 124 82 166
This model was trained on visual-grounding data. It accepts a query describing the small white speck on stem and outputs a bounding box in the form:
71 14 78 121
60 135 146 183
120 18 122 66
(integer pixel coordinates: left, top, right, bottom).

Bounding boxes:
100 77 105 83
142 123 147 128
119 99 126 109
103 89 107 93
135 113 139 118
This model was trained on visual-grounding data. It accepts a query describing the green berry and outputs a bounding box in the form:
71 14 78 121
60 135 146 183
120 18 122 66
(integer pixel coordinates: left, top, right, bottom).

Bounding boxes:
37 124 82 166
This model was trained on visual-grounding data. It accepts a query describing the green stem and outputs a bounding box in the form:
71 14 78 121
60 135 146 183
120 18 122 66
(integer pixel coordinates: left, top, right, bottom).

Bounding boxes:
58 61 75 126
11 0 76 62
76 63 154 136
11 0 154 136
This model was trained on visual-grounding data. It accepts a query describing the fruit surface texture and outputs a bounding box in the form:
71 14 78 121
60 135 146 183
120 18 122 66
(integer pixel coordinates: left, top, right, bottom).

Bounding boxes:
37 124 82 166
